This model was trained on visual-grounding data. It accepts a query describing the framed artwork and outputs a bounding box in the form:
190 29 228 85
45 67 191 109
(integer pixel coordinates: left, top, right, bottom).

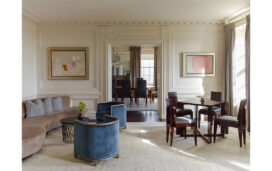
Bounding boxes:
182 52 215 77
48 47 89 80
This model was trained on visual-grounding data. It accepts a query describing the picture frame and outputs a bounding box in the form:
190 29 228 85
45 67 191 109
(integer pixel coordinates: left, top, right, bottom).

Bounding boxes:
182 52 215 77
48 47 89 80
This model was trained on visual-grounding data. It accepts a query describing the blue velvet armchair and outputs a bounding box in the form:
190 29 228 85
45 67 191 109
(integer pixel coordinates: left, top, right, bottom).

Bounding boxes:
74 115 120 166
97 101 127 128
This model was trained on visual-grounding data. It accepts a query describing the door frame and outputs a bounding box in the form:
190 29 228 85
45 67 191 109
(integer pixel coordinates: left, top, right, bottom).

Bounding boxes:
105 39 165 119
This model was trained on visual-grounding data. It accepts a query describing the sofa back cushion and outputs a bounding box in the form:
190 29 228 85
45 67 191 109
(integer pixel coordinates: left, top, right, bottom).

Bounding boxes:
52 97 63 112
22 96 71 119
43 98 53 114
25 99 45 118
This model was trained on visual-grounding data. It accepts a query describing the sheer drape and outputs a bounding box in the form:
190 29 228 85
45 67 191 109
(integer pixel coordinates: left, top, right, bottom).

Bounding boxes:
245 15 250 132
130 46 141 88
224 23 236 116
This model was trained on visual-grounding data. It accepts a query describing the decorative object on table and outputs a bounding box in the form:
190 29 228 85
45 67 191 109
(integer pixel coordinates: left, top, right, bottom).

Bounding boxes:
97 101 127 128
77 101 87 120
182 52 215 77
74 115 120 166
214 99 247 147
48 47 89 80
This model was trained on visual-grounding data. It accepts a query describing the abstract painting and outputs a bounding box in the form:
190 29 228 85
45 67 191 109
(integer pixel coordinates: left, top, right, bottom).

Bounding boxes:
182 52 215 77
48 47 89 80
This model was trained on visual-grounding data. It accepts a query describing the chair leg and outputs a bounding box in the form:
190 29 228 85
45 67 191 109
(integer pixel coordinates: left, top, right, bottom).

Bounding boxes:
170 127 174 146
184 127 187 139
146 97 148 106
166 125 169 143
243 128 246 145
198 113 201 128
222 125 225 138
193 123 197 146
238 128 242 147
214 122 217 143
191 113 193 129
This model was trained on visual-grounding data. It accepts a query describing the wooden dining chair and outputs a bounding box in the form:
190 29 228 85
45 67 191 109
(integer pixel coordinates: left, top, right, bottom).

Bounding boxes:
166 98 197 146
168 92 193 119
135 79 148 106
198 91 222 128
214 99 247 147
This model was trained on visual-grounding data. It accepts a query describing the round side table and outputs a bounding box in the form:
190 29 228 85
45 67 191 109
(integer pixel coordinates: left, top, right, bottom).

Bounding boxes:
60 117 77 143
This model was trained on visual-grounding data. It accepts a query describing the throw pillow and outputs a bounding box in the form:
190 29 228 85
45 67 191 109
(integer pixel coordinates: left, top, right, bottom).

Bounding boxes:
26 99 45 118
43 98 53 114
52 97 63 112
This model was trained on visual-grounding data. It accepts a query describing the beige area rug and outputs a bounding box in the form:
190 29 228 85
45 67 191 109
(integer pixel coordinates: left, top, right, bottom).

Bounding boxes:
22 122 250 171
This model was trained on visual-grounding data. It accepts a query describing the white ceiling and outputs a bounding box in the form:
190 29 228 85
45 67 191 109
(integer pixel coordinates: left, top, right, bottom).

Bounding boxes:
22 0 249 21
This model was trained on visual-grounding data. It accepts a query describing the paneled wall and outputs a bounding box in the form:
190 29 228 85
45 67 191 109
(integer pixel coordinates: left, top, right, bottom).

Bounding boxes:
22 19 37 99
22 17 225 118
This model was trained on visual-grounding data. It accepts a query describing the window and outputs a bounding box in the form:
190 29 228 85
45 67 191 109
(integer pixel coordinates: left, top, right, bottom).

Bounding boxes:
232 23 246 113
140 54 154 87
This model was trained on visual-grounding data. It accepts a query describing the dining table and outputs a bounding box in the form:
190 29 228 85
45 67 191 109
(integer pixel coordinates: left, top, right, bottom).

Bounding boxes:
178 98 227 144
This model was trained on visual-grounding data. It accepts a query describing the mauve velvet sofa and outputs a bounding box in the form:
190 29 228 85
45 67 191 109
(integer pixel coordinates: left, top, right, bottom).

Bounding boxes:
97 101 127 128
22 96 79 159
74 115 120 166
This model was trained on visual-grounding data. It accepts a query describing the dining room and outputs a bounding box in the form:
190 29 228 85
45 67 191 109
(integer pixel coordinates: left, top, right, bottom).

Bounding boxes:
111 44 161 121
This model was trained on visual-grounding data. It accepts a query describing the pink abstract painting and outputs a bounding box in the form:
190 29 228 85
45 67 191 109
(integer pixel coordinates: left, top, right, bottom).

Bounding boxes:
186 55 213 74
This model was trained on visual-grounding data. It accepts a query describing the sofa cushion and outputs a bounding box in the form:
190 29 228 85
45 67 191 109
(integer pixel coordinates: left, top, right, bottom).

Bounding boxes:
52 97 63 112
26 100 45 118
43 98 53 114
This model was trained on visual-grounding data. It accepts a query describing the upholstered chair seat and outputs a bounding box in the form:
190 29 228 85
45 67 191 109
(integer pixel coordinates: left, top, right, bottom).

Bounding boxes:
214 99 247 147
214 115 239 126
198 107 221 115
175 117 196 124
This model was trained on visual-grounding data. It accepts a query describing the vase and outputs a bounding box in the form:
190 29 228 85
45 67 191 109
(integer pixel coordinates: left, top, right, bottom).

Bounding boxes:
77 113 84 120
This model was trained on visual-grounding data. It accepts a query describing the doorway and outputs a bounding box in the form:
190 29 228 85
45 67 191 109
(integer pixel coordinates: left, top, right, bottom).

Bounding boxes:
106 41 164 121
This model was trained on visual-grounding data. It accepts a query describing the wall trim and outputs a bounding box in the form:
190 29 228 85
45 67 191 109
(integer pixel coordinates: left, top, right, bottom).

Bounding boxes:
224 8 250 24
39 20 224 26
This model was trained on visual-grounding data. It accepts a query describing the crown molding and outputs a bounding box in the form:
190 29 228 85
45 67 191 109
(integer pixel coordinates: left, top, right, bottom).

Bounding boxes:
22 7 42 24
224 7 250 24
39 20 224 26
22 6 224 26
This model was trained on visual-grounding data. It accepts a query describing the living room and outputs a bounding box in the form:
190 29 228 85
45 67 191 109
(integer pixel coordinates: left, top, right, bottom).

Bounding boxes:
0 0 271 170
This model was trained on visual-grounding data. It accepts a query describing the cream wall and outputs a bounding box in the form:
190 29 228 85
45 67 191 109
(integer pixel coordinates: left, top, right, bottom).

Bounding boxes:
168 26 225 99
22 19 37 99
22 17 225 118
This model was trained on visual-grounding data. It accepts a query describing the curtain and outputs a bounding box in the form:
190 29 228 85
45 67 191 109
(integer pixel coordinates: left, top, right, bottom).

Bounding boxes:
130 46 141 88
154 47 158 91
224 23 236 116
245 15 250 132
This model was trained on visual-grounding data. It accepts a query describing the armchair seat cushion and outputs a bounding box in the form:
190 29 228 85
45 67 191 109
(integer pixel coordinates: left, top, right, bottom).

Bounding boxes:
215 115 238 125
175 117 196 124
199 107 221 115
176 108 193 116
